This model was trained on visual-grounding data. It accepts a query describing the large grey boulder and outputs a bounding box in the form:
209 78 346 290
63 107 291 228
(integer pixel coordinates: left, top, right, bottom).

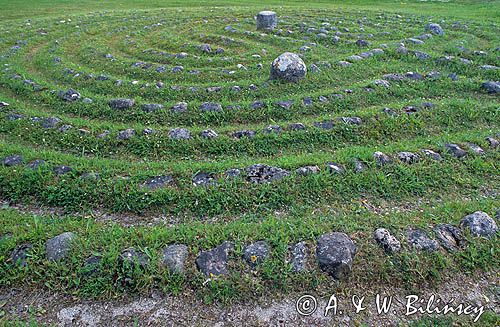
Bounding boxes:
316 232 357 280
256 11 277 31
46 232 76 261
460 211 498 238
162 244 189 274
270 52 307 82
196 241 234 276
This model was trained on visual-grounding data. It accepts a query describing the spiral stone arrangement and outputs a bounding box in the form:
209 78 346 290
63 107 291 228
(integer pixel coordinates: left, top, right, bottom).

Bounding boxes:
0 4 499 316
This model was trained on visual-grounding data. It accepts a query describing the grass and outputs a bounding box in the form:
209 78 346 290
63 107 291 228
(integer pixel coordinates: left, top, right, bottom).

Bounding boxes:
0 0 498 324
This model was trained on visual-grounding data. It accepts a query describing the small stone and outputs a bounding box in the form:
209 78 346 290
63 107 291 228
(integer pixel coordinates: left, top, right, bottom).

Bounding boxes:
2 155 23 166
326 163 345 174
264 125 281 134
467 143 485 155
373 79 390 88
481 81 499 94
117 128 136 140
142 175 174 190
433 224 466 252
171 102 188 113
486 137 499 148
296 165 320 176
41 117 61 129
232 130 256 139
270 52 307 82
374 151 392 166
246 164 290 183
243 241 270 267
225 169 241 179
397 151 420 164
162 244 188 274
196 241 234 276
109 99 135 110
200 129 218 139
58 124 72 132
316 232 357 280
460 211 498 238
119 248 149 268
275 100 294 110
425 23 444 36
373 228 401 253
339 117 362 125
421 149 443 161
200 102 222 112
142 104 164 113
353 159 367 173
58 89 80 102
10 243 32 267
97 130 111 139
314 120 335 130
287 123 306 131
27 159 46 169
355 39 369 47
291 242 308 272
407 229 440 252
445 143 467 158
53 165 73 175
168 128 190 140
46 232 76 261
192 172 217 187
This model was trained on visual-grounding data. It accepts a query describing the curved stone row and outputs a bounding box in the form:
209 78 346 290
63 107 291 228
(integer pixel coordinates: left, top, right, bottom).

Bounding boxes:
8 210 498 280
2 137 498 188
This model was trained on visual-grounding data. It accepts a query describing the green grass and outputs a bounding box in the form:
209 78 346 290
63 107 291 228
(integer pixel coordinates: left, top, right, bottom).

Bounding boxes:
0 0 498 319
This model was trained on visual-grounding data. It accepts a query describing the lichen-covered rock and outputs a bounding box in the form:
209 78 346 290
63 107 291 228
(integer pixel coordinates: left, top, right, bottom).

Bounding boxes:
407 229 440 252
316 232 357 280
46 232 76 261
245 164 290 183
433 224 466 252
373 228 401 253
374 151 392 166
326 162 345 174
168 128 191 140
460 211 498 238
200 129 218 139
243 241 270 267
291 241 308 272
398 151 420 164
296 165 320 176
199 102 222 112
196 241 234 276
162 244 188 274
270 52 307 82
170 102 188 113
141 103 164 113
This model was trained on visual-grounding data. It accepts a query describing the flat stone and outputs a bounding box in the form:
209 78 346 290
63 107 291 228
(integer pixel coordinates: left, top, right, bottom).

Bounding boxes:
200 129 218 139
486 137 499 148
168 128 190 140
445 143 467 158
264 125 281 134
119 248 149 268
200 102 222 112
243 241 270 267
58 89 80 102
467 143 485 155
287 123 306 131
421 149 443 161
142 175 174 190
316 232 357 280
162 244 188 274
2 155 23 166
373 228 401 253
481 81 499 94
296 165 320 176
460 211 498 238
171 102 188 113
326 163 345 174
407 229 440 252
314 120 335 130
291 241 308 272
425 23 444 36
41 117 61 129
374 151 392 166
117 128 136 140
10 243 32 267
142 104 164 113
232 130 256 139
196 241 234 276
398 151 420 164
27 159 46 169
46 232 76 261
53 165 73 175
353 159 367 173
192 172 217 187
109 99 135 110
433 224 466 252
225 169 241 179
246 164 290 183
339 117 362 125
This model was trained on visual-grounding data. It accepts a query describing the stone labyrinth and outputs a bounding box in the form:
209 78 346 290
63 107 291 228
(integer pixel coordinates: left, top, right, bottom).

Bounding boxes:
0 7 498 282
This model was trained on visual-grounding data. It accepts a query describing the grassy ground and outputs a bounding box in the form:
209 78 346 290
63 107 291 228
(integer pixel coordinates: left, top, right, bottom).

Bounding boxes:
0 0 498 325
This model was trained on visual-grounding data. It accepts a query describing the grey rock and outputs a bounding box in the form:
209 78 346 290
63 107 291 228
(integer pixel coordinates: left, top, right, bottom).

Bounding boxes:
373 228 401 253
243 241 270 267
192 172 217 187
142 104 164 113
421 149 443 161
170 102 188 113
426 23 444 36
467 143 484 155
481 81 500 94
232 130 256 139
2 155 23 166
445 143 467 158
200 129 218 139
407 229 440 252
119 248 149 268
339 117 362 125
433 224 466 252
41 117 61 129
374 151 392 166
53 165 73 175
10 243 32 267
398 151 420 164
296 165 320 176
196 241 234 276
460 211 498 238
168 128 190 140
264 125 281 134
486 137 499 148
275 100 294 110
326 162 345 174
46 232 76 261
256 11 277 31
353 159 367 173
142 175 174 190
109 98 135 110
58 89 80 102
316 232 357 280
200 102 222 112
27 159 46 169
291 242 308 272
225 169 241 179
117 128 135 140
246 164 290 183
162 244 188 274
373 79 390 88
270 52 307 82
287 123 306 131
